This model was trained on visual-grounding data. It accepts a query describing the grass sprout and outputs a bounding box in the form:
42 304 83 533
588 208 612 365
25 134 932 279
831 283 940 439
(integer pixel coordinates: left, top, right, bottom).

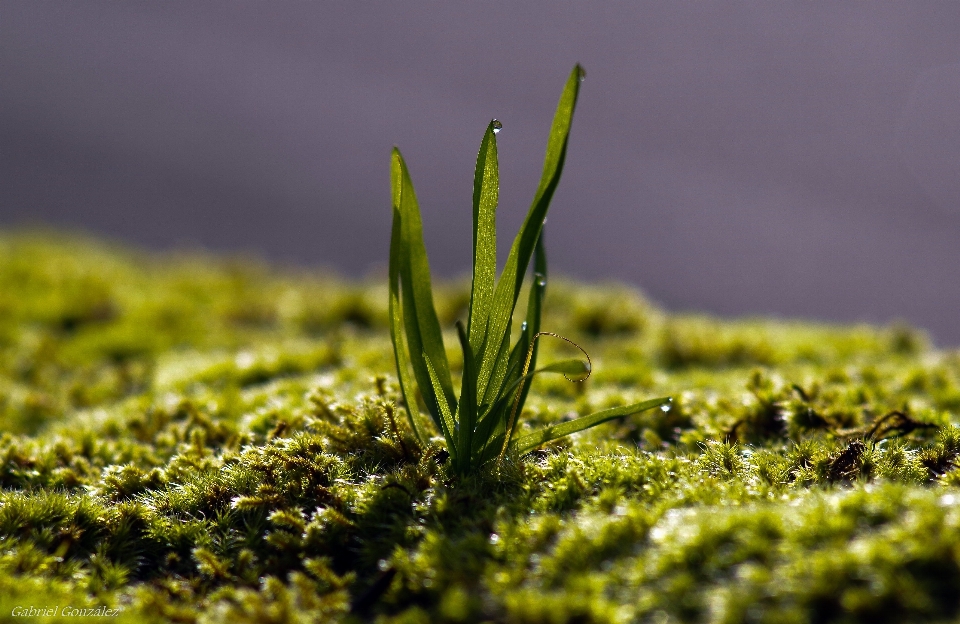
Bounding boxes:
388 65 671 474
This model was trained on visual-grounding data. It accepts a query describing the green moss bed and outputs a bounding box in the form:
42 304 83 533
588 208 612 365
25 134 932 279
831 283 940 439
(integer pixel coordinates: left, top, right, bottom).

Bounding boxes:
3 232 960 623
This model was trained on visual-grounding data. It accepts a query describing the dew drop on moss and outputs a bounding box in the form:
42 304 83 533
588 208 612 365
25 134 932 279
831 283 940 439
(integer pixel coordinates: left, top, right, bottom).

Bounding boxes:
492 119 502 134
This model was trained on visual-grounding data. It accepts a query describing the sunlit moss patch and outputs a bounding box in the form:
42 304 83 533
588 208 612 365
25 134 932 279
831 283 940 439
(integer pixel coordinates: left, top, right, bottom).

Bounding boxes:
1 232 959 623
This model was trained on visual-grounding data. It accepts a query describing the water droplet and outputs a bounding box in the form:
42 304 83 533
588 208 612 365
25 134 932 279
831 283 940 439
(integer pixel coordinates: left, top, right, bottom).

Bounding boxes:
536 273 547 287
660 404 670 412
542 217 548 225
521 321 528 332
491 119 502 134
577 66 587 82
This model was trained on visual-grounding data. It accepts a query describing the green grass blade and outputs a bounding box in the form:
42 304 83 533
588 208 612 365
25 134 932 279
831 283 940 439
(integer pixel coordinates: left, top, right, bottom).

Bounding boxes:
496 358 589 412
471 398 508 463
392 149 457 428
473 236 548 464
471 358 585 463
477 431 507 467
508 396 671 457
456 321 478 473
476 65 583 404
467 122 499 353
482 322 513 415
389 156 429 444
533 358 590 377
424 352 457 452
503 235 548 441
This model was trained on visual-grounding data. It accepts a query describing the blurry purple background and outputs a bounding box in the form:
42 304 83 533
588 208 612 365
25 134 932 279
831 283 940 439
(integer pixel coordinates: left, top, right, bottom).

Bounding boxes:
4 3 960 343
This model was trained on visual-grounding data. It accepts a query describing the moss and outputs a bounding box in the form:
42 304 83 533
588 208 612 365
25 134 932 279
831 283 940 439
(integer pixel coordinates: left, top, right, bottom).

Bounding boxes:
2 232 960 622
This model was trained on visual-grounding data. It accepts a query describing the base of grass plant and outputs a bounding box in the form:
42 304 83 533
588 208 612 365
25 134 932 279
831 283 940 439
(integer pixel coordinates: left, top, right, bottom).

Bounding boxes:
389 65 671 474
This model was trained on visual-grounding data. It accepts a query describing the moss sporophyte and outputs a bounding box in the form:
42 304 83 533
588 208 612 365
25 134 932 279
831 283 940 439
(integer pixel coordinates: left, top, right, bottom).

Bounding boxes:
388 65 671 475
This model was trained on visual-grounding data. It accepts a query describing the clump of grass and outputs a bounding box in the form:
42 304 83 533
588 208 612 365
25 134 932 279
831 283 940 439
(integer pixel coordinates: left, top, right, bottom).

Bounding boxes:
388 65 670 475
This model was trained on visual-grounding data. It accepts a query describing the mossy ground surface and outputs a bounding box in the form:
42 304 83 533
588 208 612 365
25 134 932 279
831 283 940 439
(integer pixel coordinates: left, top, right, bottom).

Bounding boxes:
2 232 960 623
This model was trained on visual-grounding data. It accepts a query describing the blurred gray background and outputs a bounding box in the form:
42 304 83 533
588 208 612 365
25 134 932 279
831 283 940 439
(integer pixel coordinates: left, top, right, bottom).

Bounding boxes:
3 3 960 343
